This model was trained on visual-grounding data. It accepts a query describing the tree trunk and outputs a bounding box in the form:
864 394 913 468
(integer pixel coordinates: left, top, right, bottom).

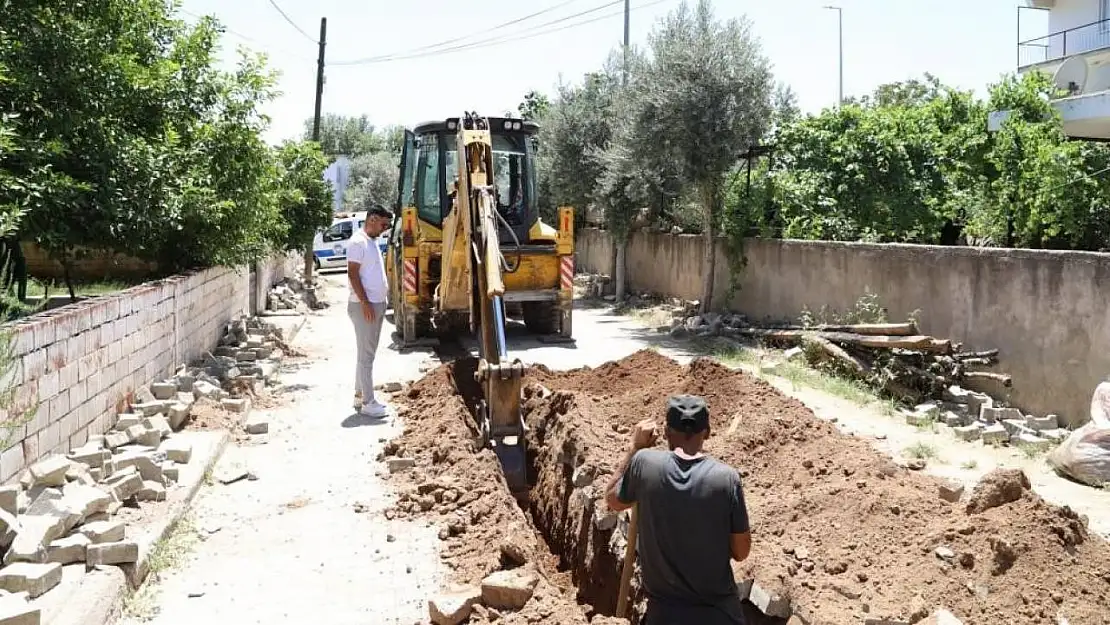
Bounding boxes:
615 237 627 302
61 250 76 302
699 186 717 314
609 241 618 294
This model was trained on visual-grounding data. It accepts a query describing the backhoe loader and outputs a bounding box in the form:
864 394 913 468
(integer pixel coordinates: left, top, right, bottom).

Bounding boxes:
385 113 575 492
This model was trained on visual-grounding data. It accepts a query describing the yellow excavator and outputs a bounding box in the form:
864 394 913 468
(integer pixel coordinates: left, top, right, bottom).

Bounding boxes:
385 113 575 492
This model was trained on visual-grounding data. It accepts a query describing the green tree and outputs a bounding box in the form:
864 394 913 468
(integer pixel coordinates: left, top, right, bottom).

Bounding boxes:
517 91 551 121
307 114 384 157
618 0 774 311
345 151 398 212
273 140 334 252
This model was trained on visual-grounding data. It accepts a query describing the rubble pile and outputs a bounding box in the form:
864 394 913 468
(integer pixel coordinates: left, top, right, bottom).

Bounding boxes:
267 275 325 312
0 378 202 617
572 273 611 299
189 316 289 400
903 387 1068 452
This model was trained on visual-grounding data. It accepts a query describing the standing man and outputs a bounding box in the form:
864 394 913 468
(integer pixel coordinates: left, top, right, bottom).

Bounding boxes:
605 395 752 624
347 205 393 418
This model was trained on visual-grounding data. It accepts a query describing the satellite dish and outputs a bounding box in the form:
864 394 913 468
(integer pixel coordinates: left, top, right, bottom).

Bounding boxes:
1053 56 1089 95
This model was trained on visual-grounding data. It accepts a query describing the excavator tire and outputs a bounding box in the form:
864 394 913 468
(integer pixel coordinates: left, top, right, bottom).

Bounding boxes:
522 301 560 335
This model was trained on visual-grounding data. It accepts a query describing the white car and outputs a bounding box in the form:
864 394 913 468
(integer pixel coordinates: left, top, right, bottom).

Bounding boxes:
312 212 388 271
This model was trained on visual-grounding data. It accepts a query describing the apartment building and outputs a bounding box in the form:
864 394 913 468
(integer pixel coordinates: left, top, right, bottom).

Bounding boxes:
1000 0 1110 138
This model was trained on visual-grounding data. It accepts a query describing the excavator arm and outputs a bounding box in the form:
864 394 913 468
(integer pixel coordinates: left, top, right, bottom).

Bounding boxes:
439 113 529 493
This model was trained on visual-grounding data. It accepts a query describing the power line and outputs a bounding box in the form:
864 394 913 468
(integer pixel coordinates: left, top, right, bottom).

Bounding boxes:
331 0 629 66
265 0 319 44
332 0 670 67
178 8 316 62
386 0 586 58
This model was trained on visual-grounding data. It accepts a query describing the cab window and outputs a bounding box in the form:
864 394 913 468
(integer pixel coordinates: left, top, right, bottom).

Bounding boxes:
416 134 441 224
322 221 353 242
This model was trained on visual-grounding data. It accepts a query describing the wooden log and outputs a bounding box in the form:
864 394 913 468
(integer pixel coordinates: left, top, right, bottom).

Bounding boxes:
955 349 999 360
804 336 872 376
821 333 953 354
958 357 994 367
961 371 1012 387
773 322 918 336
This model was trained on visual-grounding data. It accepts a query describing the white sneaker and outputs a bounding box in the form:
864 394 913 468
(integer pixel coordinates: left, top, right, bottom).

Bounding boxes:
359 402 389 418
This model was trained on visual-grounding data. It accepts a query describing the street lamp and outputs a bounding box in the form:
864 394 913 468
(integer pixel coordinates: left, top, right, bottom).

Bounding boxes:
823 5 843 108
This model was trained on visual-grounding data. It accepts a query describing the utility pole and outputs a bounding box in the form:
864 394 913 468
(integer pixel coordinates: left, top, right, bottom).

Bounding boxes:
622 0 630 84
305 17 327 285
824 6 844 107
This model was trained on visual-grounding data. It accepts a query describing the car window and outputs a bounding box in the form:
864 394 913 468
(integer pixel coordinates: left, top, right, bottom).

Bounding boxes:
323 221 354 242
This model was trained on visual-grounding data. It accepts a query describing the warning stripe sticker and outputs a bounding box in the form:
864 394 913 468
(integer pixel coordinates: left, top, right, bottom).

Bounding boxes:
560 256 574 290
403 259 417 294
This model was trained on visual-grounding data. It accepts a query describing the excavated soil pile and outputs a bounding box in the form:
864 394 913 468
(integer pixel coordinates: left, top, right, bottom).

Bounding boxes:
386 350 1110 625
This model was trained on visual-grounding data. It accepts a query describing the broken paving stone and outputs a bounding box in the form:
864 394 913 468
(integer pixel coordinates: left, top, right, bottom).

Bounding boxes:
150 382 178 401
78 520 125 544
0 487 17 518
85 541 138 566
220 398 250 414
1026 414 1058 432
105 473 142 502
1040 428 1069 442
1001 419 1034 438
113 451 164 482
27 457 68 488
136 480 166 502
3 515 62 565
1014 433 1053 452
0 594 39 625
131 402 163 418
935 546 956 560
192 381 222 400
46 534 89 565
980 406 1021 424
160 463 179 483
938 481 965 503
953 424 983 442
102 432 130 451
921 609 964 625
24 492 81 535
244 414 269 435
61 483 110 519
387 458 416 474
67 446 109 470
428 587 482 625
748 581 792 618
981 424 1009 445
159 439 192 464
167 403 191 431
904 410 934 427
0 563 62 599
142 416 172 439
480 568 540 610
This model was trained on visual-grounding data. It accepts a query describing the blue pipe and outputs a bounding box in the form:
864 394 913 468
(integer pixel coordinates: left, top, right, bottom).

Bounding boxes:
492 295 509 360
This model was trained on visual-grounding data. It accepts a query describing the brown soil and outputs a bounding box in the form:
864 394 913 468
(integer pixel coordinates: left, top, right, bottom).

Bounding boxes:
385 349 1110 625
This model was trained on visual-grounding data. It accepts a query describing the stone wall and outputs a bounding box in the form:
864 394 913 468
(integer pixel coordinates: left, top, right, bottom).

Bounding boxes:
0 253 298 482
576 228 1110 428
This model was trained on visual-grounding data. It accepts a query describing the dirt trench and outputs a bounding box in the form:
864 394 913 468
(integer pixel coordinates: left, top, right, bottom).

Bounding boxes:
382 349 1110 625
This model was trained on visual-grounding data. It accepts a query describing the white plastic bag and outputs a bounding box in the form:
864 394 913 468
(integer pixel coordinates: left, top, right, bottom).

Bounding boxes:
1047 382 1110 486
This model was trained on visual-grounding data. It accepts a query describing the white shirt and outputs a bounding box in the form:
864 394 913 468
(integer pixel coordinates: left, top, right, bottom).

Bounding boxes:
347 229 389 304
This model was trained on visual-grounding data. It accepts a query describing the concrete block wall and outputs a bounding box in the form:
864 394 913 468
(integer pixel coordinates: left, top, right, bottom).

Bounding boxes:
0 253 296 483
577 228 1110 429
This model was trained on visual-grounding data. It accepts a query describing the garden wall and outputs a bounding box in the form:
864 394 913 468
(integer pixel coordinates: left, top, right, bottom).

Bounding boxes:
0 253 299 482
576 228 1110 428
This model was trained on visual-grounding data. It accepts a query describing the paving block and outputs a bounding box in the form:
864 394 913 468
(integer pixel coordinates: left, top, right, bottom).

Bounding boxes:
0 486 18 518
1040 428 1069 442
67 446 110 470
0 593 40 625
220 398 250 414
167 403 191 431
104 473 142 502
942 385 973 403
428 587 481 625
748 581 791 618
60 483 110 520
160 462 179 484
480 569 539 610
192 381 222 400
0 510 17 550
244 414 269 435
1014 433 1053 452
86 541 138 566
1001 419 1034 438
0 563 62 598
102 432 130 451
980 406 1021 424
130 402 163 417
981 424 1009 445
1026 414 1058 432
46 534 89 565
27 457 68 488
24 492 81 536
174 391 196 407
135 428 162 448
174 374 196 393
113 414 141 432
142 416 172 440
938 481 965 503
942 411 968 428
914 402 941 418
77 520 125 544
904 410 934 427
159 439 192 464
150 382 178 401
112 451 164 482
135 480 166 502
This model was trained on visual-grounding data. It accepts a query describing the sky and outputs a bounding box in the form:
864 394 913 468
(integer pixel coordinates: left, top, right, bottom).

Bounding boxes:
178 0 1051 144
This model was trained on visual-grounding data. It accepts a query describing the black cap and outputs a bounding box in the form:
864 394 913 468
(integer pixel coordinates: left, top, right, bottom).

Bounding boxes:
666 395 710 434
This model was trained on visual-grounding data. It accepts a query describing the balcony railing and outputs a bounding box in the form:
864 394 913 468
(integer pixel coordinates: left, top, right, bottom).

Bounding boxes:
1018 18 1110 68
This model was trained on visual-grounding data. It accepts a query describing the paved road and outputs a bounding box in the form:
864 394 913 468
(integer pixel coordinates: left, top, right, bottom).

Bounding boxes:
119 272 1110 624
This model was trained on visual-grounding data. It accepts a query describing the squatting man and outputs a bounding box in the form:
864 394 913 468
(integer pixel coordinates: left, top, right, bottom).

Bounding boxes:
606 394 753 625
347 205 394 418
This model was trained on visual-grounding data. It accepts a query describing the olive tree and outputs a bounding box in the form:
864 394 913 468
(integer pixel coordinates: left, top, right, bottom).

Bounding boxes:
619 0 773 311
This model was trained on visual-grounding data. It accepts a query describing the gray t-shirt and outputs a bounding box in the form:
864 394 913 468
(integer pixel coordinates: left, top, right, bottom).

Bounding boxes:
618 449 750 624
